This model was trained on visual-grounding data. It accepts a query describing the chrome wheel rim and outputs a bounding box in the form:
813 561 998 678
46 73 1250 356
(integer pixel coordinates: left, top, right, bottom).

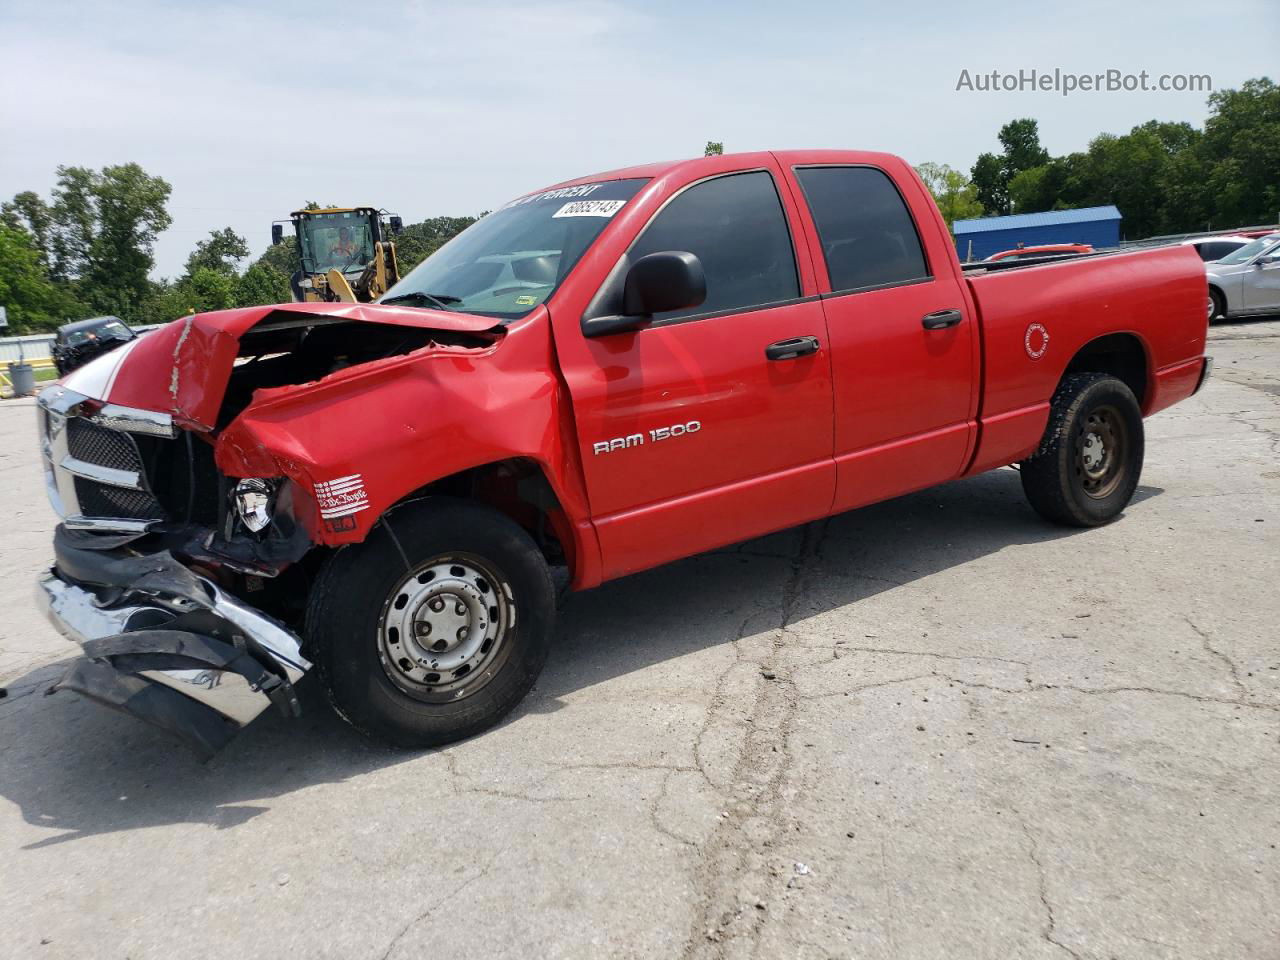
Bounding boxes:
377 554 514 701
1206 295 1215 320
1075 404 1128 500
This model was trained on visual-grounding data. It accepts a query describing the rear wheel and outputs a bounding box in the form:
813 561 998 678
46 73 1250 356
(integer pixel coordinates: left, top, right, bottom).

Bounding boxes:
307 498 554 748
1020 373 1144 527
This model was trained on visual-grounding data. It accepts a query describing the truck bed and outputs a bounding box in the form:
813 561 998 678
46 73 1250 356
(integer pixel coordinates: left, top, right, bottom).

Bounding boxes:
959 244 1209 474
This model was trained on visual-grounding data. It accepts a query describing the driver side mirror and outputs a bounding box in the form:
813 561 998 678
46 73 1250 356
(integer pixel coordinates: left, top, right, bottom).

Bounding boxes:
271 224 284 246
583 251 706 337
1257 254 1280 267
389 215 403 236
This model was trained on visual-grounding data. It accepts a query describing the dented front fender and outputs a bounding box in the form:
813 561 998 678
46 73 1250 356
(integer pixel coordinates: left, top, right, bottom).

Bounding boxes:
212 310 595 557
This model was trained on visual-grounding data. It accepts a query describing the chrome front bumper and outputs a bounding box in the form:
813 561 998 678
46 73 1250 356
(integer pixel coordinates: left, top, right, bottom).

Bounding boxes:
37 565 311 759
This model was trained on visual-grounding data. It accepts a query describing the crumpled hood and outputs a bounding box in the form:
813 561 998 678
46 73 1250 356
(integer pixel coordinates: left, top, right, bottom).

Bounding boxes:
62 301 502 431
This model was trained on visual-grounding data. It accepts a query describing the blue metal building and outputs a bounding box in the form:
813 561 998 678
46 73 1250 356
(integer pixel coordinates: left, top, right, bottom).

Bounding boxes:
952 205 1122 261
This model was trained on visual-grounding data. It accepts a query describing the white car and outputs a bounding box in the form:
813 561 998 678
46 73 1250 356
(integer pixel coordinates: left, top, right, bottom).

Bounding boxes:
1205 233 1280 322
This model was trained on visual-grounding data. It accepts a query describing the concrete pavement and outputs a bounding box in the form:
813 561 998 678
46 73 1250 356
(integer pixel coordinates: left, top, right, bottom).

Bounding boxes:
1 320 1277 959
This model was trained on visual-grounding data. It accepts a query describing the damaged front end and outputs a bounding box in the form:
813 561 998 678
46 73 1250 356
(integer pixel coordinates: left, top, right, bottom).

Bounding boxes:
36 384 312 759
33 301 512 756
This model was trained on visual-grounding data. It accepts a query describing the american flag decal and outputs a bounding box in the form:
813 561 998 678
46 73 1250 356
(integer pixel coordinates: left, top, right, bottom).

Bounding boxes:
314 473 370 520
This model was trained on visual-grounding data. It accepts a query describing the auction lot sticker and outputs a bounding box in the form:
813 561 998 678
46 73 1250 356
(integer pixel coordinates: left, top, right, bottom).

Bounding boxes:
552 199 627 218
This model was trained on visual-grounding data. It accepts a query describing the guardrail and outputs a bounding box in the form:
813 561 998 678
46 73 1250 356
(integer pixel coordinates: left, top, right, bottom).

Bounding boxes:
0 324 163 364
0 334 55 363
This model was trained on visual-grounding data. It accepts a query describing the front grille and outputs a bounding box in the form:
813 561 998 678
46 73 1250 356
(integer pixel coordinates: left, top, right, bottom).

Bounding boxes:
66 418 144 474
38 390 213 526
74 477 166 520
49 416 169 521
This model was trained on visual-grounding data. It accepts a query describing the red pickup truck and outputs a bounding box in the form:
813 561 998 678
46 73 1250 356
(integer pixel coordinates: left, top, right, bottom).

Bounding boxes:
35 150 1210 756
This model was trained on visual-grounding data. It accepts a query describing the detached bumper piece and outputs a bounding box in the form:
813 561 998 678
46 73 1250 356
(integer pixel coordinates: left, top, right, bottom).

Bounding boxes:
38 525 311 760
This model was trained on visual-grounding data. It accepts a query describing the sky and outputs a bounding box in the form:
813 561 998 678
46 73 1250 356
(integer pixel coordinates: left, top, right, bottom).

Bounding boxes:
2 0 1277 278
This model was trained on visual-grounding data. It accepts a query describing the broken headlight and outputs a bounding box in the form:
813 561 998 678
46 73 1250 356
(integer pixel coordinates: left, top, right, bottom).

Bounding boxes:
232 478 279 533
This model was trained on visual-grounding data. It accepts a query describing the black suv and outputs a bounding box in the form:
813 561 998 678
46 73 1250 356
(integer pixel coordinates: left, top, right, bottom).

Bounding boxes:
52 316 136 376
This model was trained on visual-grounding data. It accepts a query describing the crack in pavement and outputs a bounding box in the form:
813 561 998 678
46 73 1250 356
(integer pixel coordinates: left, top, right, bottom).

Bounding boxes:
378 845 507 960
443 752 696 850
1015 812 1083 960
799 671 1280 713
679 519 829 960
545 758 703 847
550 760 698 774
689 608 764 792
1185 617 1248 700
785 639 1032 670
438 750 589 805
648 766 699 848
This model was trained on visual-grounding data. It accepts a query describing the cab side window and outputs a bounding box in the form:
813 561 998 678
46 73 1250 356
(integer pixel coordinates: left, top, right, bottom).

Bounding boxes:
629 171 799 321
795 166 930 293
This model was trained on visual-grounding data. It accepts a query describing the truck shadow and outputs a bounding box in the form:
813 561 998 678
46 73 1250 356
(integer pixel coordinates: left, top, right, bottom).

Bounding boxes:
0 468 1161 848
540 468 1162 701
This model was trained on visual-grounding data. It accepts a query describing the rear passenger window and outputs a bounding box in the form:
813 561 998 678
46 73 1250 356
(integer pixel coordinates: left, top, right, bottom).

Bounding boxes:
794 166 930 293
1197 242 1234 262
629 171 799 321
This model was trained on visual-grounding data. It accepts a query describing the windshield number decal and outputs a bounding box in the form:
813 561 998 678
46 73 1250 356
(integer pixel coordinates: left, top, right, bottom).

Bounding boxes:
553 199 627 219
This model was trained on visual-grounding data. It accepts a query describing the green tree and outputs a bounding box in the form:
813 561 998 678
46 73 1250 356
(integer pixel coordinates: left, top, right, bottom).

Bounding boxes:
86 164 172 315
999 118 1050 176
0 225 82 333
913 162 984 227
971 119 1051 214
1008 166 1049 214
186 227 250 276
970 152 1007 216
704 140 724 157
1 191 55 269
970 81 1275 237
21 163 173 319
235 263 292 306
1200 78 1280 227
142 267 238 323
392 215 479 273
255 235 300 277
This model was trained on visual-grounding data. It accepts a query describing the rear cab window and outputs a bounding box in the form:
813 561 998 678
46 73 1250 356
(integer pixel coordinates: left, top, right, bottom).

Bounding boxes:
793 166 931 294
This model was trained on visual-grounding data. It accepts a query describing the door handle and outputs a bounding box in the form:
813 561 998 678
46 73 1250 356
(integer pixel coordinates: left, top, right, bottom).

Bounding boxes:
921 309 963 330
765 336 820 361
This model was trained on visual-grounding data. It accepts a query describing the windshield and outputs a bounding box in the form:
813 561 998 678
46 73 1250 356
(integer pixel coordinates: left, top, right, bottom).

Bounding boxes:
297 212 376 274
379 178 648 320
63 320 131 346
1216 235 1280 266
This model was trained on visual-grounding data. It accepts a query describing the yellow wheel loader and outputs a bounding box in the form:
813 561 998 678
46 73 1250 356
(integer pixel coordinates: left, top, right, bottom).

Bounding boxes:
271 207 404 303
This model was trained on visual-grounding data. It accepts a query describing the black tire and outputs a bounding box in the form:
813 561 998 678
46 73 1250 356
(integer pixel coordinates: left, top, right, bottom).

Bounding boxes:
306 498 554 748
1019 373 1144 527
1208 287 1226 324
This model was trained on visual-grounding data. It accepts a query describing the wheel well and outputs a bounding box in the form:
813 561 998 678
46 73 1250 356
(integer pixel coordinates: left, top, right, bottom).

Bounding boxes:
1061 334 1148 407
390 459 570 566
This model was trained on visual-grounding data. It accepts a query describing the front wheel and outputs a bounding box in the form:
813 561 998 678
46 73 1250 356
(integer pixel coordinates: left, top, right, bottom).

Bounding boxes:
1019 373 1144 527
1208 288 1226 324
307 498 554 748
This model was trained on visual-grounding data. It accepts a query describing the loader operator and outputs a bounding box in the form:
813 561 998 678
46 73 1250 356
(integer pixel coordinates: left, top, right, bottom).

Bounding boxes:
328 227 357 261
